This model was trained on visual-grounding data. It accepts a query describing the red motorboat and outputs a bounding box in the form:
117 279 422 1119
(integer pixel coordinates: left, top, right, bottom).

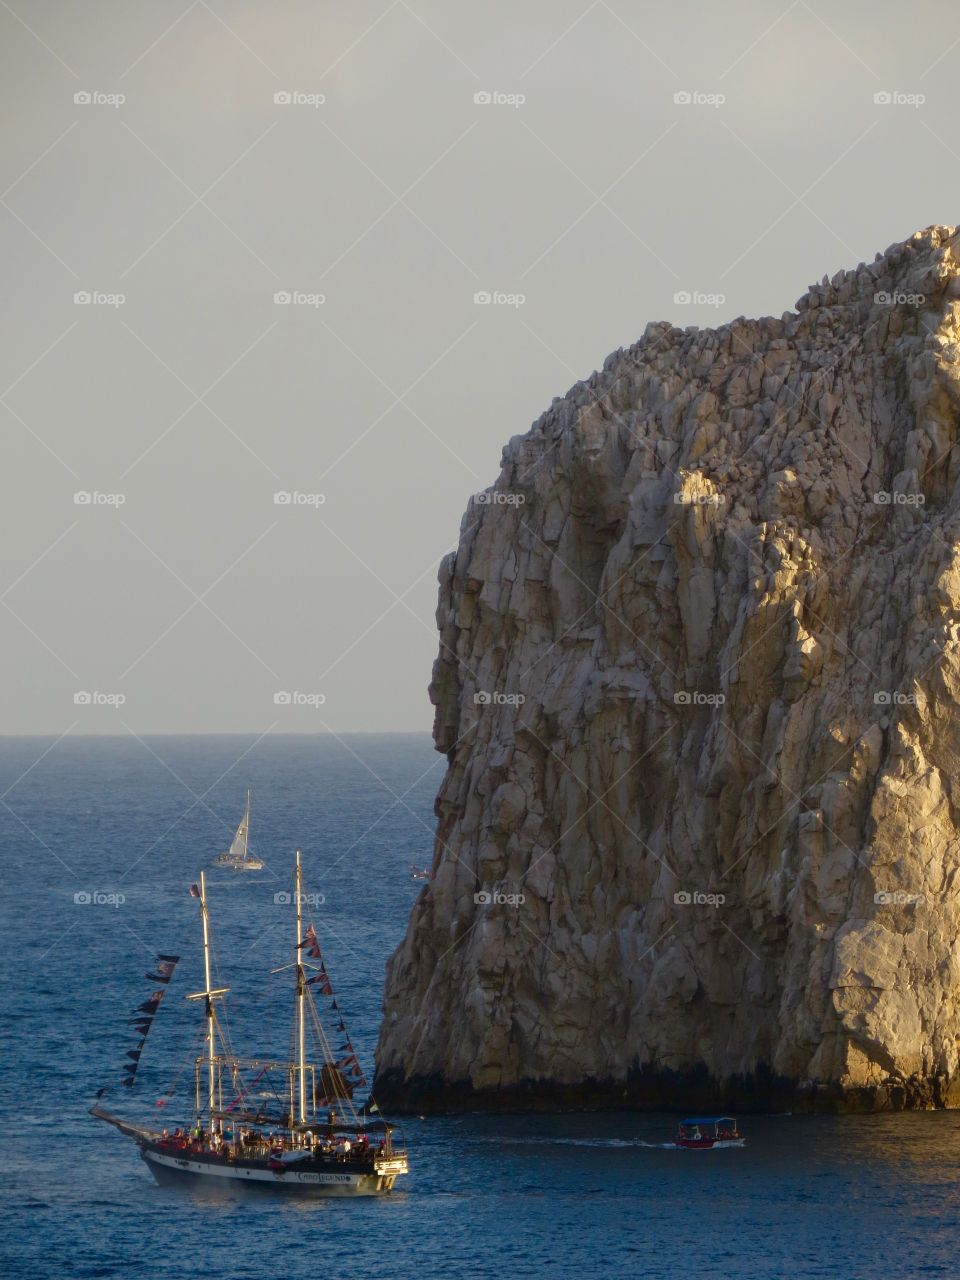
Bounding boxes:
674 1117 745 1149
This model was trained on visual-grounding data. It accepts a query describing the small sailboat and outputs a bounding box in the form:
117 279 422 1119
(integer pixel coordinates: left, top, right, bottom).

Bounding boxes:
91 853 409 1196
213 792 263 871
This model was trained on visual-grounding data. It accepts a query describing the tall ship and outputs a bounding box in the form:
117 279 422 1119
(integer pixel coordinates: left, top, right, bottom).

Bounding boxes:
91 852 408 1196
212 792 263 871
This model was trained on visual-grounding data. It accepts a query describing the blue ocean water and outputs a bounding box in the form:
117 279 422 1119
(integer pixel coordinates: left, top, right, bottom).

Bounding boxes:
1 732 959 1280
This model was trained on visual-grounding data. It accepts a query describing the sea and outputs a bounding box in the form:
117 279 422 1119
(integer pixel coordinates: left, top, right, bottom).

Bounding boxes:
1 732 958 1280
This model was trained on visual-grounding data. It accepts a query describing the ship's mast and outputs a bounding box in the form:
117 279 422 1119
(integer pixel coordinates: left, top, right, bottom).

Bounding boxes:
200 871 218 1132
295 850 307 1126
185 875 229 1131
243 791 251 859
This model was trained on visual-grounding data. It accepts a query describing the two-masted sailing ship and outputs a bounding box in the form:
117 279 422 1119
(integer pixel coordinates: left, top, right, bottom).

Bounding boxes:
91 849 408 1196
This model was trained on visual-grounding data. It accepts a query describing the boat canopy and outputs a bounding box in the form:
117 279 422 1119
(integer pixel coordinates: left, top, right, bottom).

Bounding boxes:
679 1116 736 1126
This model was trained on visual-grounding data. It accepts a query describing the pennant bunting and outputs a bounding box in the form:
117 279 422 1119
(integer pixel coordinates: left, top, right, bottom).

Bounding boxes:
117 953 180 1090
299 924 322 958
145 955 179 983
137 990 164 1015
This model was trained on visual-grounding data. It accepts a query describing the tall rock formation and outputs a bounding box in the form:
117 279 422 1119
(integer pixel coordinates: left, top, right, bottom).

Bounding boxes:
377 225 960 1112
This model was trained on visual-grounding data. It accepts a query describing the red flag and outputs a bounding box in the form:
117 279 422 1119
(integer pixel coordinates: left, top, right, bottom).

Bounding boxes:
299 924 322 958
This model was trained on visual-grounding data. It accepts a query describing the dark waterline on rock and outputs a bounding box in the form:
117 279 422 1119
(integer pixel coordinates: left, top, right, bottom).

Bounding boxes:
374 1066 960 1115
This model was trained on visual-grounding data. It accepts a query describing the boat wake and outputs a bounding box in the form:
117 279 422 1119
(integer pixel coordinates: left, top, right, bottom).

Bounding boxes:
475 1137 735 1151
476 1137 654 1149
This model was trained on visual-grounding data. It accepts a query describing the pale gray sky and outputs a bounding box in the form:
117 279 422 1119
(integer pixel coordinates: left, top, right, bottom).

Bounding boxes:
2 0 956 733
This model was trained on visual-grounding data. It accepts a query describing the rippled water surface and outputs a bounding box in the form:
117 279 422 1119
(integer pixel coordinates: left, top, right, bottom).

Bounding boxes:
2 734 958 1279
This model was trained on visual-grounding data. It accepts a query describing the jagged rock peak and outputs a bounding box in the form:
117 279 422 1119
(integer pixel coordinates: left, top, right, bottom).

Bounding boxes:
376 225 960 1113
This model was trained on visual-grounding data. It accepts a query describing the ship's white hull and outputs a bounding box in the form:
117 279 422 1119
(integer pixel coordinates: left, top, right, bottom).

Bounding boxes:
143 1147 403 1196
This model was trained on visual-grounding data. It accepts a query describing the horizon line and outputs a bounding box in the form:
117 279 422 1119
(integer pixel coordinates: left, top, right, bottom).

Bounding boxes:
0 728 437 739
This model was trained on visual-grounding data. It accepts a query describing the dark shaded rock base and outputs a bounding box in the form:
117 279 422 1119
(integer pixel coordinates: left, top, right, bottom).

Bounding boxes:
373 1063 960 1115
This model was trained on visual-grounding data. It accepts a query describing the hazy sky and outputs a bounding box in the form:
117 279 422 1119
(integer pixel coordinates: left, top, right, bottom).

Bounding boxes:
2 0 957 734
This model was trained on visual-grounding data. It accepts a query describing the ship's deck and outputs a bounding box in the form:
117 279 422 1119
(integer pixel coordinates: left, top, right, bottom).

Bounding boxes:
145 1135 405 1175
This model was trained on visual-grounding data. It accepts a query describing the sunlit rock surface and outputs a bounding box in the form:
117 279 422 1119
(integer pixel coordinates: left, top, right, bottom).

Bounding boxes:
376 225 960 1113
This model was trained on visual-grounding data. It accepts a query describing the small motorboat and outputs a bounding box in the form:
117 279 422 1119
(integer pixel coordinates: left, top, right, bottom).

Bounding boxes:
409 864 430 881
674 1116 745 1149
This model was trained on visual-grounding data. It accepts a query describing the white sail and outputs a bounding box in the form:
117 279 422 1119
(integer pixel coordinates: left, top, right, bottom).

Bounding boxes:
228 803 249 860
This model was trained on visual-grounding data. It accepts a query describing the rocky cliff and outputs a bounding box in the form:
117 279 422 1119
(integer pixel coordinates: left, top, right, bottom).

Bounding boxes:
376 224 960 1112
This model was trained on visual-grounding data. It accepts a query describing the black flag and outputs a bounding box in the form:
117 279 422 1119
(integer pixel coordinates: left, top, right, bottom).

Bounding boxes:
118 954 181 1089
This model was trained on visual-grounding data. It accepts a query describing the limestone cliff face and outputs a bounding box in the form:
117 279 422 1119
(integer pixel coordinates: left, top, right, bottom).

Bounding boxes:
377 225 960 1112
